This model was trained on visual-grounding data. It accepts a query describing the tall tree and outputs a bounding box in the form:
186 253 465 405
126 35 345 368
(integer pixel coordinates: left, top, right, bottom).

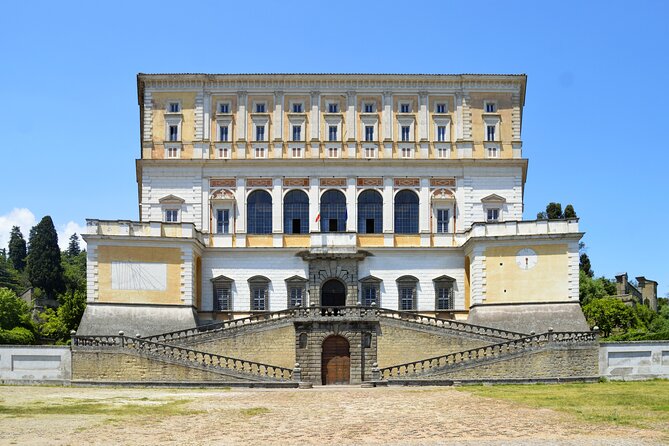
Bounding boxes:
26 216 64 299
545 202 563 219
564 204 577 219
67 233 81 257
579 253 594 277
8 226 27 271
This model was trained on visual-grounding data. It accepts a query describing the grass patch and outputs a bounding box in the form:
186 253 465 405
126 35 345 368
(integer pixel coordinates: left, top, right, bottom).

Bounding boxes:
459 380 669 435
0 398 198 418
240 407 270 417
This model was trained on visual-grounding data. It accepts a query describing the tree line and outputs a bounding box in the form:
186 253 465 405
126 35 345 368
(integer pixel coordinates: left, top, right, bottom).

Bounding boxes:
0 216 86 344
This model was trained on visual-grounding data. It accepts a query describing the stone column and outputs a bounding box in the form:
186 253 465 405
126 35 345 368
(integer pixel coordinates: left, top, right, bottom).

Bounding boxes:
236 91 248 159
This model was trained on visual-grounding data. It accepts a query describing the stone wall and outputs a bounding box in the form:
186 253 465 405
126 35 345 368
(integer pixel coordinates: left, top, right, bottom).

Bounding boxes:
424 344 599 380
184 323 296 369
71 350 249 382
0 346 71 384
376 319 491 368
600 341 669 380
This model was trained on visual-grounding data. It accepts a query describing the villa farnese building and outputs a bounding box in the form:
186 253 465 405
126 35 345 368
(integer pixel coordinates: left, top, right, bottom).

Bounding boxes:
74 74 596 385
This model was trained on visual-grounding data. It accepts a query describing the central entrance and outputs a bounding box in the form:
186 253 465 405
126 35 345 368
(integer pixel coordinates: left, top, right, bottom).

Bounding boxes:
321 279 346 307
321 335 350 385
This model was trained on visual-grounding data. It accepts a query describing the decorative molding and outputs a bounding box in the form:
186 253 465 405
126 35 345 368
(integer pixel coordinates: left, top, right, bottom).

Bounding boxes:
283 177 310 187
357 177 383 187
210 189 236 201
394 178 420 187
246 178 273 188
158 194 185 204
481 193 506 203
432 188 455 201
319 178 347 187
210 178 236 188
430 177 456 187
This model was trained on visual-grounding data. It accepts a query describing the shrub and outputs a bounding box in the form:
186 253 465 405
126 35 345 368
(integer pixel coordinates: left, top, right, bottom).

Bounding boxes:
0 326 35 345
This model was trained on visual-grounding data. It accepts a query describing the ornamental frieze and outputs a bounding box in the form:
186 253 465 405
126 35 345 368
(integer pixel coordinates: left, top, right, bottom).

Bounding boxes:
246 178 273 188
210 178 236 188
357 177 383 187
283 177 310 187
320 178 347 187
394 178 420 187
429 178 456 187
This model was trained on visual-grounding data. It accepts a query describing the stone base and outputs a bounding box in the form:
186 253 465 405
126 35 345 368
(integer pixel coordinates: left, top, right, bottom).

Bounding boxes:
76 303 198 336
467 301 590 334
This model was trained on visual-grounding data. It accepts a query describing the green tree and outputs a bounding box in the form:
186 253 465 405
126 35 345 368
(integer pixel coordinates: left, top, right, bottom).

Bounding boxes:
582 296 636 337
62 250 86 301
563 204 577 219
26 216 64 299
579 270 616 305
579 253 593 278
0 256 21 293
8 226 27 271
39 290 86 342
0 287 36 344
67 233 81 257
546 202 563 219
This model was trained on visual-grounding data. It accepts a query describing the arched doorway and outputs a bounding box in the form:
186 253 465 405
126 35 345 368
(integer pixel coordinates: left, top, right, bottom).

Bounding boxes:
321 335 350 385
321 279 346 307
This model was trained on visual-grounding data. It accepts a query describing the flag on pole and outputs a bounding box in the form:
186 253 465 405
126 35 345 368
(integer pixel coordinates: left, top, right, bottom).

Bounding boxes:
315 213 321 223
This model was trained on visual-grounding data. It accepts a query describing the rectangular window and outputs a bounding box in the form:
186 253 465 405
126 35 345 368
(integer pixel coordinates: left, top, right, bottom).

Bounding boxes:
437 126 447 142
486 125 496 142
436 103 446 113
362 284 378 306
292 146 302 158
401 147 413 158
292 103 303 113
219 103 229 113
487 208 500 222
365 126 374 142
165 209 179 222
487 146 499 158
400 103 410 113
216 209 230 234
328 103 338 113
292 125 301 141
168 125 178 141
166 147 179 158
214 286 231 311
254 146 266 158
289 287 304 308
219 126 229 142
328 146 339 158
255 103 266 113
252 287 267 311
364 103 375 113
328 125 338 141
436 209 449 233
399 286 415 310
364 146 376 158
168 102 180 113
436 285 453 310
437 147 449 158
256 125 265 141
401 126 411 142
217 147 229 159
485 102 497 113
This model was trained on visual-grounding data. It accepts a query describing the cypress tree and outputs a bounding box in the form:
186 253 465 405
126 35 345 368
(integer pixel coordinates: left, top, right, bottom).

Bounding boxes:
67 233 81 257
545 202 563 219
26 216 65 299
8 226 27 271
564 204 577 219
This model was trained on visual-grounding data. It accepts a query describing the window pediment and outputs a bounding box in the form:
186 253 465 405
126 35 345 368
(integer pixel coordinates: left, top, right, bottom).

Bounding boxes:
285 275 308 284
359 275 382 284
432 188 455 202
481 194 506 204
210 189 236 202
211 275 234 284
159 194 185 204
396 275 419 283
248 275 270 284
433 275 455 283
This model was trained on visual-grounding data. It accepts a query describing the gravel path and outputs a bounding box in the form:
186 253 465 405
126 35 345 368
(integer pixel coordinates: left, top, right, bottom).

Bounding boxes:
0 385 664 445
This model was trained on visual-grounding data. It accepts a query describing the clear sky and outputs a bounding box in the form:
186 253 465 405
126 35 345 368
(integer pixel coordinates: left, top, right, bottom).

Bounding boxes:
0 1 667 295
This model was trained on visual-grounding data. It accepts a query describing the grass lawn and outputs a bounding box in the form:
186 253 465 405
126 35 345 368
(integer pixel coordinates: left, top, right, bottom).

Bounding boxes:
459 380 669 436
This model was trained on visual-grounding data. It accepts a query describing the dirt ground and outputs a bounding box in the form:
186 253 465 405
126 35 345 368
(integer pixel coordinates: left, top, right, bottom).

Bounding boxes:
0 385 664 446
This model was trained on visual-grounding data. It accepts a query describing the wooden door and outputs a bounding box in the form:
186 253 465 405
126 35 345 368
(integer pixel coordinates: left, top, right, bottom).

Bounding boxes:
322 336 350 385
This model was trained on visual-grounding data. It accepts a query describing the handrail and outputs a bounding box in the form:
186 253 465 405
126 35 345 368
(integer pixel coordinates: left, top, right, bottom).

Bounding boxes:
379 331 597 379
375 308 528 340
72 335 292 380
143 305 529 344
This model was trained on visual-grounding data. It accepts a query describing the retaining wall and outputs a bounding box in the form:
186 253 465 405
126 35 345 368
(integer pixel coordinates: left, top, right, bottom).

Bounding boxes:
0 345 71 384
599 341 669 380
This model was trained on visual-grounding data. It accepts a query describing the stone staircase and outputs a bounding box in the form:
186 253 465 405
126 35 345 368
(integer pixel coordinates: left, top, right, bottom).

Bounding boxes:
377 331 598 381
72 334 293 382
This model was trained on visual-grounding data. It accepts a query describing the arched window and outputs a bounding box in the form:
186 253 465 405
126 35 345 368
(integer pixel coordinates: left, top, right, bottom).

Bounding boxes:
397 275 418 311
248 275 270 311
283 190 309 234
357 190 383 234
394 190 419 234
247 190 272 234
320 189 347 232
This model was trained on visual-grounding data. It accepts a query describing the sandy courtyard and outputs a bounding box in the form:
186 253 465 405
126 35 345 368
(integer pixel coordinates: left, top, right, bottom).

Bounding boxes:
0 385 663 446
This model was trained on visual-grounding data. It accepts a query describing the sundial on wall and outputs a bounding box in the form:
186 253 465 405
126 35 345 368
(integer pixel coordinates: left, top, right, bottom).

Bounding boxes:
516 248 538 270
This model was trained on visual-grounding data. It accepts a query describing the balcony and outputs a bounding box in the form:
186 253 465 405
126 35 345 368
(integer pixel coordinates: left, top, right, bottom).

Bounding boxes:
467 219 580 238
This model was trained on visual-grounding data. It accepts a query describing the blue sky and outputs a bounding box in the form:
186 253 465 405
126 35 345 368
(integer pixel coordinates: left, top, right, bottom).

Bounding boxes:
0 1 667 295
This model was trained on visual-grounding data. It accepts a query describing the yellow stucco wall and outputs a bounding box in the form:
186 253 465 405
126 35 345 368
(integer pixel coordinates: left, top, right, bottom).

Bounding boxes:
97 246 182 305
152 92 197 143
283 235 310 248
246 235 274 247
394 235 421 247
469 92 514 159
358 235 385 248
485 244 568 304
